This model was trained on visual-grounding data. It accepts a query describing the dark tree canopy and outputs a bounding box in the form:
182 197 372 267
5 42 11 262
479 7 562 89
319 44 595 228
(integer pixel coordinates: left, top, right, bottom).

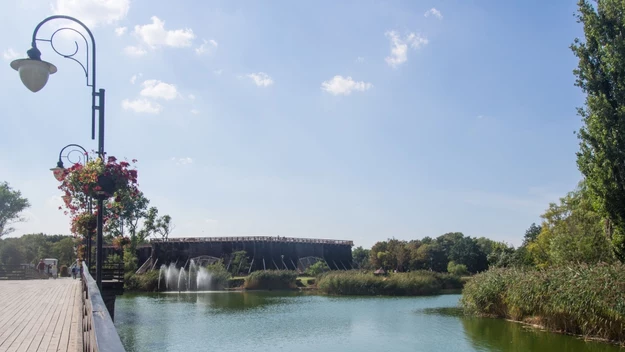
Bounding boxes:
572 0 625 261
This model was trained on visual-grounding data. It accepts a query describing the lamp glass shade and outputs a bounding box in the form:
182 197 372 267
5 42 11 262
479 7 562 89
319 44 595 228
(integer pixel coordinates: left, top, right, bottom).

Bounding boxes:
10 59 57 93
50 167 65 182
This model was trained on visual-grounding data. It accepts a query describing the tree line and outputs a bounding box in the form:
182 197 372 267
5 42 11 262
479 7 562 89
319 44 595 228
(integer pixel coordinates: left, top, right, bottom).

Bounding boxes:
355 178 620 274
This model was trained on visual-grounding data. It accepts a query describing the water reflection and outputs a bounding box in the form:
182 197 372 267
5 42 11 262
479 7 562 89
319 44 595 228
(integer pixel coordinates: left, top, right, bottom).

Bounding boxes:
461 315 621 352
115 293 623 352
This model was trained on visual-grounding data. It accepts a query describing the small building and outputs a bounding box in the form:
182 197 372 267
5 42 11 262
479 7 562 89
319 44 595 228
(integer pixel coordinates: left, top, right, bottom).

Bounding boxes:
374 267 386 276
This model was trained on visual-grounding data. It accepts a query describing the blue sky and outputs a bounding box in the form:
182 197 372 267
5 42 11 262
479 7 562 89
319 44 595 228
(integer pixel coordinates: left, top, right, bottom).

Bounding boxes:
1 0 584 248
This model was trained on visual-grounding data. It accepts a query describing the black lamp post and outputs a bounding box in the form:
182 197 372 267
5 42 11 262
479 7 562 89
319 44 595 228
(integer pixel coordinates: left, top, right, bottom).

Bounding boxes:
10 15 106 289
50 144 93 270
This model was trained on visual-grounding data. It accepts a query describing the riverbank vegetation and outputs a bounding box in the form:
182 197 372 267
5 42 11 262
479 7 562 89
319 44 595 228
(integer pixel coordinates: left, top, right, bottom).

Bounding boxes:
244 270 298 290
461 2 625 344
462 264 625 342
317 271 462 296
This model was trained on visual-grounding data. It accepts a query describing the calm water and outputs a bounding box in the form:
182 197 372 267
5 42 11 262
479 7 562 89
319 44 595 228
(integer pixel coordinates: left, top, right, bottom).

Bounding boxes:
115 292 623 352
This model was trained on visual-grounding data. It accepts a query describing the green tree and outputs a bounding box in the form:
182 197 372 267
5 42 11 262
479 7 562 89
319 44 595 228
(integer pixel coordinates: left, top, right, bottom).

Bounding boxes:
447 261 469 276
229 250 250 274
572 0 625 261
142 208 174 241
106 191 150 249
522 223 542 246
448 236 488 273
528 182 614 267
352 246 371 269
0 239 24 265
0 182 30 238
51 237 76 266
414 243 447 271
369 241 388 268
305 261 329 276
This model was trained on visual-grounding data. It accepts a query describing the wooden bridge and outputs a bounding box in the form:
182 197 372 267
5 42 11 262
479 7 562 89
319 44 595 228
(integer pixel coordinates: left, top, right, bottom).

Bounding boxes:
0 264 125 352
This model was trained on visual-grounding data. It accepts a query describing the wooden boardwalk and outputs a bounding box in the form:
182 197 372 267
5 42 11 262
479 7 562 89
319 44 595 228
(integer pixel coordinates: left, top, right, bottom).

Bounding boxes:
0 279 81 352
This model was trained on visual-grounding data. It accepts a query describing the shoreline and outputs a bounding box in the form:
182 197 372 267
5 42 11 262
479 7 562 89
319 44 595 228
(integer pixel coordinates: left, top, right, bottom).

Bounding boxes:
498 316 625 347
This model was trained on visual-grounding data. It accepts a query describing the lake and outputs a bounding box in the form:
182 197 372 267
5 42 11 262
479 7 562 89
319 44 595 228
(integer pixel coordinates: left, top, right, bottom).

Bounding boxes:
115 292 622 352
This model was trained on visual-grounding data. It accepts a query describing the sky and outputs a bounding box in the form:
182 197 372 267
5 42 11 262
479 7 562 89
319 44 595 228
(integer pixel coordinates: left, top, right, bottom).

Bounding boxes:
0 0 585 248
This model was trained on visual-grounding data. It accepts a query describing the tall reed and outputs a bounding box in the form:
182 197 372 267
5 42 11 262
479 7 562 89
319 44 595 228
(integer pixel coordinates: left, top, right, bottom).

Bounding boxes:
316 270 462 296
244 270 298 289
461 263 625 343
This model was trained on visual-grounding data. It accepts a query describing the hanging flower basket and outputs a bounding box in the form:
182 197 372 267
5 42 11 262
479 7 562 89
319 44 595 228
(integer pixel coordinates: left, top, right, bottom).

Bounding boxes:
57 156 139 212
112 235 131 250
71 212 97 235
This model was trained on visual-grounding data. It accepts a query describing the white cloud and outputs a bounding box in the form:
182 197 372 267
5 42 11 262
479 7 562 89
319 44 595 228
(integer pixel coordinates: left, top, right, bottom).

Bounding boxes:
247 72 274 87
134 16 195 49
52 0 130 27
321 75 373 96
115 26 127 36
385 31 428 68
356 56 365 63
190 109 200 115
424 8 443 19
188 94 196 100
213 69 223 75
140 80 178 100
2 48 20 61
124 46 147 57
130 73 142 84
122 99 162 114
171 157 193 165
195 39 218 55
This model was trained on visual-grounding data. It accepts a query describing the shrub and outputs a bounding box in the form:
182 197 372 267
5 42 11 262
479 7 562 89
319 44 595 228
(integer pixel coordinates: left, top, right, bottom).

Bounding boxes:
205 261 231 289
447 261 469 276
305 261 329 276
244 270 298 290
227 278 245 288
124 270 160 292
461 263 625 342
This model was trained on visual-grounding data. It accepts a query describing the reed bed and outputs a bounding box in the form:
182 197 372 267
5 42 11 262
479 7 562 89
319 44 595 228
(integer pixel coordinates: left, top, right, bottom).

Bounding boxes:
316 270 462 296
244 270 298 290
461 263 625 343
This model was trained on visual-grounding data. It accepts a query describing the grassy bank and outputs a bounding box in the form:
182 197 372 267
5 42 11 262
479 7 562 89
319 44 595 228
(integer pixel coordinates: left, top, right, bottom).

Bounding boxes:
244 270 298 290
461 263 625 343
316 270 463 296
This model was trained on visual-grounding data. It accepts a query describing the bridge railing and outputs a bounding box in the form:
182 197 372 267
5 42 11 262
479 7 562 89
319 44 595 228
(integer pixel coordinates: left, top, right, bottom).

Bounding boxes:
81 261 126 352
0 264 48 280
151 236 354 246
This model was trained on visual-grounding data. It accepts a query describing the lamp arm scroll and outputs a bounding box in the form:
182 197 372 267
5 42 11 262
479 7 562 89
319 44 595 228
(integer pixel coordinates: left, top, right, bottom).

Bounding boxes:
30 15 100 143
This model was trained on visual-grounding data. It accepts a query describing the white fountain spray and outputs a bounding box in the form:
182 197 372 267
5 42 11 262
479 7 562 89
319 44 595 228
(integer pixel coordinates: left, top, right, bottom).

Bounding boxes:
177 268 187 292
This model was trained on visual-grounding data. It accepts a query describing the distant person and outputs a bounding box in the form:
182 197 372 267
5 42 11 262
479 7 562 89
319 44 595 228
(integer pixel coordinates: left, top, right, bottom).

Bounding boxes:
37 259 45 274
51 264 57 279
71 266 77 279
47 264 52 277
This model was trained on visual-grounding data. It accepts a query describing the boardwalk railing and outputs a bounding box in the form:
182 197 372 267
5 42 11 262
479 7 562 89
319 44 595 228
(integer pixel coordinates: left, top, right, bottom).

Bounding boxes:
81 261 126 352
151 236 354 246
0 265 48 280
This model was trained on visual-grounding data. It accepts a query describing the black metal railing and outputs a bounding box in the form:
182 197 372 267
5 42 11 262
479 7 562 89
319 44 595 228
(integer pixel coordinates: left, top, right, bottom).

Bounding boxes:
81 261 126 352
101 263 124 282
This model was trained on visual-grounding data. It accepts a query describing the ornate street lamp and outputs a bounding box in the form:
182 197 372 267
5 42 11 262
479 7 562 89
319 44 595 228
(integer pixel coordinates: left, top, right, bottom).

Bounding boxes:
50 144 94 270
10 15 107 289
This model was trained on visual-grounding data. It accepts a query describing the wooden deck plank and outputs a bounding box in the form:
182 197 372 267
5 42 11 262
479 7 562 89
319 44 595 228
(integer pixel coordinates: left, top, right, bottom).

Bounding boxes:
0 280 81 352
21 283 62 352
14 282 63 352
0 283 55 350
